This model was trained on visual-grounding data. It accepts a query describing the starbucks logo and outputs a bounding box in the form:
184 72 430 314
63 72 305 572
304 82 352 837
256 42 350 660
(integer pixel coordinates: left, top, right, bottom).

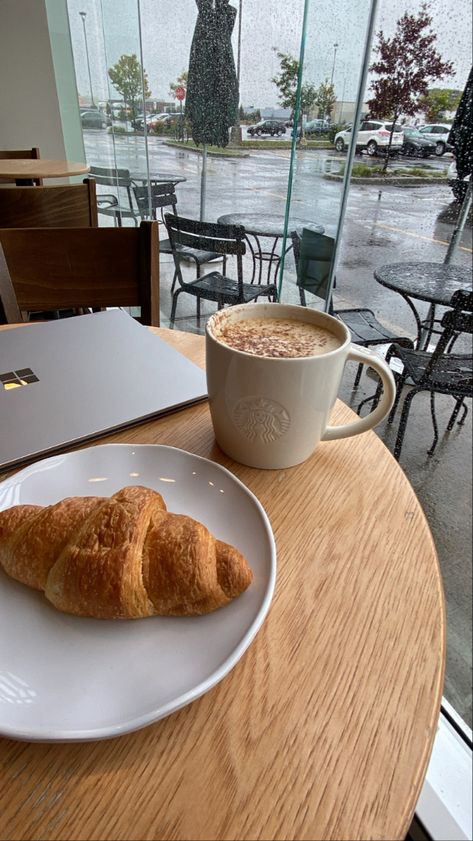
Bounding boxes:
232 397 291 442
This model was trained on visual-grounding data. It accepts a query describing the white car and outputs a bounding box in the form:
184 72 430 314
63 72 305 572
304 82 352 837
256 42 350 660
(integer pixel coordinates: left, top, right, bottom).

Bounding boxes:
417 124 452 156
334 119 404 156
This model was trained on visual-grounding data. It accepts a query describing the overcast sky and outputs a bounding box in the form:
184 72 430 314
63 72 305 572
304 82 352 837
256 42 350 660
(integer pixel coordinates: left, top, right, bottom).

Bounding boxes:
67 0 472 108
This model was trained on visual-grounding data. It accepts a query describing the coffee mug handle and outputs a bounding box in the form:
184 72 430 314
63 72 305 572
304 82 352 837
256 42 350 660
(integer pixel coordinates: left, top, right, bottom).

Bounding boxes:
322 345 396 441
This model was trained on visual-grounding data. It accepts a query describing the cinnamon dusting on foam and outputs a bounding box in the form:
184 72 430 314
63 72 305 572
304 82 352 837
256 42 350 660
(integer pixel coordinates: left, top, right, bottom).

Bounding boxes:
211 317 341 358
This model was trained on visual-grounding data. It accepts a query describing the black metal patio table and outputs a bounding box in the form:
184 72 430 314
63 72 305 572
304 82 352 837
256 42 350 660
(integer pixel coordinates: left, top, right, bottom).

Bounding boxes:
131 172 187 187
217 212 324 285
374 261 473 348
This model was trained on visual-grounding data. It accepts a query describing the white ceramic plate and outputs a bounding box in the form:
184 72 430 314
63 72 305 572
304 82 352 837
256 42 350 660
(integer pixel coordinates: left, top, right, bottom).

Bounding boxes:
0 444 276 742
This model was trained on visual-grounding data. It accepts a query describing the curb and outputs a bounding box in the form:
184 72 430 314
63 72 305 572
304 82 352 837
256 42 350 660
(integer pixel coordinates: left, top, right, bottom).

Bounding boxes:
164 142 250 158
323 173 449 186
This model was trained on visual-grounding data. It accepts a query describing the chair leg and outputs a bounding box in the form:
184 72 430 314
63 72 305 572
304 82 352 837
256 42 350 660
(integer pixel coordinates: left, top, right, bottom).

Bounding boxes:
196 295 201 322
427 391 439 456
447 398 464 431
458 402 469 425
169 288 182 328
171 268 179 294
393 387 422 461
299 287 307 306
388 371 407 424
353 362 364 389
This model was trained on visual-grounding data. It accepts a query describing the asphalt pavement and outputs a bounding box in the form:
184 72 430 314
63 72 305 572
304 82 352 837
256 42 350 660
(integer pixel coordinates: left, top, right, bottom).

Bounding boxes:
85 130 472 726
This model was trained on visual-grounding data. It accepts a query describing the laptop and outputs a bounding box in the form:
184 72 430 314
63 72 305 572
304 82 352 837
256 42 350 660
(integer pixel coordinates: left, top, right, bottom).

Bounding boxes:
0 310 208 471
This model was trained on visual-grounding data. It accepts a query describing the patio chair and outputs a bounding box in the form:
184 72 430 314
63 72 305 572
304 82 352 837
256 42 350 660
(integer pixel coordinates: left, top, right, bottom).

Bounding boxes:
88 165 140 227
133 183 226 292
0 221 159 326
0 147 42 185
361 289 473 460
164 213 277 326
0 179 98 228
291 228 414 386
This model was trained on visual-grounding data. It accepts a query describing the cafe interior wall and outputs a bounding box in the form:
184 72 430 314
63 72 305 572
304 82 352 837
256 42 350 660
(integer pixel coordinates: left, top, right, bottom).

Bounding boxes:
0 0 85 179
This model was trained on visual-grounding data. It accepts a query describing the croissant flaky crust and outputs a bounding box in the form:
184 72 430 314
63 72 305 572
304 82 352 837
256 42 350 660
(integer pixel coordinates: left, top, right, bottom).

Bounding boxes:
0 486 253 619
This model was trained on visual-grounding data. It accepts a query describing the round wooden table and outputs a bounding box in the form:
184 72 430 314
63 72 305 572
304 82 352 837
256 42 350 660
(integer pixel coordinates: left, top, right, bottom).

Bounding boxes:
0 325 445 841
0 159 90 183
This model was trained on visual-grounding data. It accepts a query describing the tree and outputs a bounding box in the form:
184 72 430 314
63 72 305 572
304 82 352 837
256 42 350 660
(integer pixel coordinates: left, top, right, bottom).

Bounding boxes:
418 87 462 121
315 79 336 120
272 50 318 137
108 54 151 120
169 70 188 100
367 3 454 171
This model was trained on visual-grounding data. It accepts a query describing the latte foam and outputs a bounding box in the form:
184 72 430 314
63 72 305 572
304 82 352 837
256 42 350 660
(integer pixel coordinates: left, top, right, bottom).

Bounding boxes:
212 316 342 358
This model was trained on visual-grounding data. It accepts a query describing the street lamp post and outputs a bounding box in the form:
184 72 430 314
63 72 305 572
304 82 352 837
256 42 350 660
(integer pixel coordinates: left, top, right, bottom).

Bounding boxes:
79 11 95 107
330 42 339 86
230 0 243 145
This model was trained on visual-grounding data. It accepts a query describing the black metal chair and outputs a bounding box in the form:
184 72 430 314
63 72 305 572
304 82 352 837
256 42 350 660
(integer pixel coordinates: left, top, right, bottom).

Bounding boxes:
361 289 473 460
291 228 414 387
89 166 140 226
133 183 225 291
165 214 277 326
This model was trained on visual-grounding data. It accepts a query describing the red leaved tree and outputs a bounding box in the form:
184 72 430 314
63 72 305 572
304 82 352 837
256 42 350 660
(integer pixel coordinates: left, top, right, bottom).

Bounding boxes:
367 3 454 171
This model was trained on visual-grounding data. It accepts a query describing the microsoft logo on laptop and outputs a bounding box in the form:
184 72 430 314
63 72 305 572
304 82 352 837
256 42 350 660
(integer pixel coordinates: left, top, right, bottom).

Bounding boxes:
1 368 39 391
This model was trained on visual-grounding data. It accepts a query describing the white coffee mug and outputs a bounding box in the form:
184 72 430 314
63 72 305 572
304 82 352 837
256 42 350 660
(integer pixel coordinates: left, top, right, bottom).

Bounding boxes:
205 303 396 469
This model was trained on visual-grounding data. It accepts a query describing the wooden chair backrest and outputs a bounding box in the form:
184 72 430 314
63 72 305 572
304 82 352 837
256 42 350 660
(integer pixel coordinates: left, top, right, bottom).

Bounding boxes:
0 179 98 228
0 222 159 326
0 147 42 185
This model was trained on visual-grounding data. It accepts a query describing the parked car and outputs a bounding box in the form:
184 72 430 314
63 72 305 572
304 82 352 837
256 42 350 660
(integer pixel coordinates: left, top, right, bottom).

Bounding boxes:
448 158 471 201
247 119 286 137
417 124 453 156
333 120 404 155
292 118 330 138
80 109 111 129
399 126 436 158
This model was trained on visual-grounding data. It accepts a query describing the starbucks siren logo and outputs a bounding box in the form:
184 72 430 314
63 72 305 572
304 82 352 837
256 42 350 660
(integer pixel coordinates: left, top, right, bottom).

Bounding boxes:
232 397 291 442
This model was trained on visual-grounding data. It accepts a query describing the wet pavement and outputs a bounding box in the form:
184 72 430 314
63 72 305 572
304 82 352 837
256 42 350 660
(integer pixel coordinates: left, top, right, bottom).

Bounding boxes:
85 130 472 726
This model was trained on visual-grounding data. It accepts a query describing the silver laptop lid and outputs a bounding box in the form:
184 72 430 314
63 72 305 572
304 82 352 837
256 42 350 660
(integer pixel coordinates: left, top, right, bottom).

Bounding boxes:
0 310 207 471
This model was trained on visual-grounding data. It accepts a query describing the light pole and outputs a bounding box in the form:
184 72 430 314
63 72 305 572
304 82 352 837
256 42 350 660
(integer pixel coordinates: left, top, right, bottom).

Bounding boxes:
79 11 95 107
330 42 339 86
230 0 243 145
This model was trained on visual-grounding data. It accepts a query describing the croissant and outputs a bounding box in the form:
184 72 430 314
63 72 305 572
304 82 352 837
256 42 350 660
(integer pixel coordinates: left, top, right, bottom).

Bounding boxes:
0 485 253 619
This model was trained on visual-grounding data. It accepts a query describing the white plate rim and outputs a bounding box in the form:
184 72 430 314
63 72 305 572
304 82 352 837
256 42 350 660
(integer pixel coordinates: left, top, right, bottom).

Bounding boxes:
0 444 277 742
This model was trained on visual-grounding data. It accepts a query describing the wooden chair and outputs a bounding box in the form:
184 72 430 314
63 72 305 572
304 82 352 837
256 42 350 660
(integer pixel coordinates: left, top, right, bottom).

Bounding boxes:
0 147 42 185
0 222 160 326
0 179 98 228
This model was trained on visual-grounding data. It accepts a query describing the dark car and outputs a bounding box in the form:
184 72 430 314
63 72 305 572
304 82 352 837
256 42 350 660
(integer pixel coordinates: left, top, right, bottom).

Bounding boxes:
80 109 111 129
400 127 436 158
247 119 286 137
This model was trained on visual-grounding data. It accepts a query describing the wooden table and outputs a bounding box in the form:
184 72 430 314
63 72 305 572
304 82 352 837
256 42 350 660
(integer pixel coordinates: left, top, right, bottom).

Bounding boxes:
0 326 445 841
0 159 90 183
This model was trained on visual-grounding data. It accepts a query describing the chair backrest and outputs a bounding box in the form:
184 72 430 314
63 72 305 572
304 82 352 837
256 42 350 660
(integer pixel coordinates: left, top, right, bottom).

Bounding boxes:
422 289 473 380
133 182 177 219
0 147 42 185
88 165 133 188
0 221 159 326
164 213 246 256
0 179 98 228
291 228 335 309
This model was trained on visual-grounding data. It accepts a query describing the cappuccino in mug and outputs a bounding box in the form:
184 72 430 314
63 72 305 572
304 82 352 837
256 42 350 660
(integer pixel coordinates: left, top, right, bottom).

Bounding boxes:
206 303 395 469
211 316 341 358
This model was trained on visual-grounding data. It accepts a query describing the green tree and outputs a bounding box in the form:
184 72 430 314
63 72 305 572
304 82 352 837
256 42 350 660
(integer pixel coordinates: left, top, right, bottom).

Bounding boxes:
108 54 151 120
169 70 188 99
272 50 318 136
367 3 454 171
418 87 462 121
315 79 336 120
